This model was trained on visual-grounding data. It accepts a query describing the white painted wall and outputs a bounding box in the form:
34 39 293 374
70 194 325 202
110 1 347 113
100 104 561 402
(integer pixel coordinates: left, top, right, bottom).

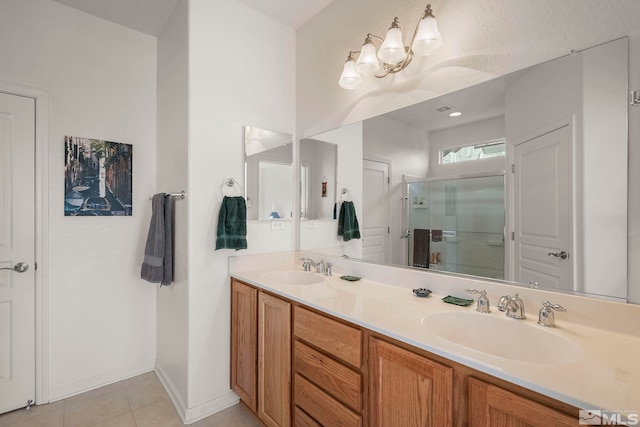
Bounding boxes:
156 0 189 410
300 122 363 259
186 0 296 417
363 116 429 265
0 0 157 400
300 139 337 220
297 0 640 303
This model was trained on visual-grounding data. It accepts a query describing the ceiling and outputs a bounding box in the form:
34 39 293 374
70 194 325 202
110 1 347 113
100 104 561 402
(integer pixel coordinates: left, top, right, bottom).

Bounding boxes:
51 0 335 36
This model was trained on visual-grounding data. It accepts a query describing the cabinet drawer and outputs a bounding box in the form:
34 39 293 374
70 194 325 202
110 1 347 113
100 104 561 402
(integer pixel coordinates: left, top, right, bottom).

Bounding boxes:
294 340 362 411
294 306 362 367
295 374 362 427
294 406 322 427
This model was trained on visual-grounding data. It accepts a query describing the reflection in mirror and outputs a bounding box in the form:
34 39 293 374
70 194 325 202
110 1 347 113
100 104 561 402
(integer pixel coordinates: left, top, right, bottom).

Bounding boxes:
407 175 505 279
300 138 337 220
299 38 628 301
244 126 293 220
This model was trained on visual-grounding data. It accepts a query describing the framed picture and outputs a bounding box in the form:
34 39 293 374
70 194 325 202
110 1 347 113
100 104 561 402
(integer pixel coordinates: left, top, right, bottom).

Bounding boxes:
64 136 133 216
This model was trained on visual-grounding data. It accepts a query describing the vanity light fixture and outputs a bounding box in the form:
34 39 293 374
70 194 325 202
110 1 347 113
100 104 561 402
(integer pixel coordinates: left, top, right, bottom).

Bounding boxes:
339 3 443 90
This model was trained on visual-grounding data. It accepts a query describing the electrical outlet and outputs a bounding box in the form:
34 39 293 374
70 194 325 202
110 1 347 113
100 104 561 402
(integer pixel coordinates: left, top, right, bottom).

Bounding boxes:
305 221 316 229
271 221 285 230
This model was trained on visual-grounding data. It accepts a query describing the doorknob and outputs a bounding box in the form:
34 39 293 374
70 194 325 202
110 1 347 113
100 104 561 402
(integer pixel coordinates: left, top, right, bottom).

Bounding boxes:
0 262 29 273
547 251 568 260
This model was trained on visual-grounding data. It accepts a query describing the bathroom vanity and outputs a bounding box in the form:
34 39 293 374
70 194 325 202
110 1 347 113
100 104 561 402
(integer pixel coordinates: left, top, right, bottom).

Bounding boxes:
228 253 640 426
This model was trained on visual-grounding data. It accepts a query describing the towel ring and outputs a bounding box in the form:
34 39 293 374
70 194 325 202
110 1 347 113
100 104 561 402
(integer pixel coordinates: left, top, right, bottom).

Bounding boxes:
221 178 243 198
340 187 353 202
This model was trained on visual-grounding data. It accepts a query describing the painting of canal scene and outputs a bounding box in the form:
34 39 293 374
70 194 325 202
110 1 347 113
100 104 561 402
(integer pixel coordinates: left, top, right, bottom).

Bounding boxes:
64 136 133 216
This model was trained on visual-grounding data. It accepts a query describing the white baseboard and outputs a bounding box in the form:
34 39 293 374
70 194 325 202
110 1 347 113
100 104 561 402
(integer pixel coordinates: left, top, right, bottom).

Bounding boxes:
155 362 240 425
48 359 155 402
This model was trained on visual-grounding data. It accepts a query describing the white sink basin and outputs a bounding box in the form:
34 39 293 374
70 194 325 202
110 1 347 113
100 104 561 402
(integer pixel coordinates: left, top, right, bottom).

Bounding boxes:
260 270 325 285
423 312 583 364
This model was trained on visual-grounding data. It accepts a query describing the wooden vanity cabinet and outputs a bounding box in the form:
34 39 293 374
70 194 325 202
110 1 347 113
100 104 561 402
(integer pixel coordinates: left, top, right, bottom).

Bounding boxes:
368 337 453 427
230 279 291 427
231 278 579 427
230 280 257 411
468 377 577 427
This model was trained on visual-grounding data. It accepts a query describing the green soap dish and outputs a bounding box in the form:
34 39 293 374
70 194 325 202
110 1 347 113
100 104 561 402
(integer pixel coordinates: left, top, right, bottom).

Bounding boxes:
340 275 361 282
442 295 474 307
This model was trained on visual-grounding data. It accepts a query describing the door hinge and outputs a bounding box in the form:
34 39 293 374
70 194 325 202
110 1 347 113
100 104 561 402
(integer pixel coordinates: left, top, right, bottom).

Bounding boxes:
511 164 515 173
387 177 390 184
34 262 38 270
511 231 515 241
388 226 390 234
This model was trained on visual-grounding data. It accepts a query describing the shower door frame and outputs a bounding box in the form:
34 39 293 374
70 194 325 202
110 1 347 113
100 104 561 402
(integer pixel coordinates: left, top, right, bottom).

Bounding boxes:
403 172 507 277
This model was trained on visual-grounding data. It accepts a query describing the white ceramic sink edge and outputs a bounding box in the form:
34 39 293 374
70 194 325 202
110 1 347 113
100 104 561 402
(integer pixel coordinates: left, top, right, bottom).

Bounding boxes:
422 311 584 365
260 269 325 285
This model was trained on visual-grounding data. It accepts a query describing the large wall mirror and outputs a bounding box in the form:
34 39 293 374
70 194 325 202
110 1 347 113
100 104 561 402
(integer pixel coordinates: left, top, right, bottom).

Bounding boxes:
244 125 293 220
299 37 629 301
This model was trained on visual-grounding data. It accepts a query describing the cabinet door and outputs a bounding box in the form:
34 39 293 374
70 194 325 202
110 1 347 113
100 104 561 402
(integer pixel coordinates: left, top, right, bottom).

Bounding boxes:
258 292 291 427
369 337 453 427
468 378 576 427
230 280 257 411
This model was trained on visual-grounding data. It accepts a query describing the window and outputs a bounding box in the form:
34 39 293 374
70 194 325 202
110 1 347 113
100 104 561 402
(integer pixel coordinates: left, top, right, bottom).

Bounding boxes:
440 139 506 164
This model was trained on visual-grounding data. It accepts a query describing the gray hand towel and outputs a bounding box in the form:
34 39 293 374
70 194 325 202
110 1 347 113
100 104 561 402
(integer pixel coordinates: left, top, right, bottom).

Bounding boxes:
141 193 173 285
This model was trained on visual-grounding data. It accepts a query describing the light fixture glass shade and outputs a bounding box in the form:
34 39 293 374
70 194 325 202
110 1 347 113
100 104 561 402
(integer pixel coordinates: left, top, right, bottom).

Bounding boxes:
412 16 443 55
377 27 407 64
338 59 362 89
355 42 380 75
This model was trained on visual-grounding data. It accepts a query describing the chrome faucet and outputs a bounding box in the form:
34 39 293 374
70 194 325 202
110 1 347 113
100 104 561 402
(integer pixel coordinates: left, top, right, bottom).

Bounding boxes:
299 258 332 276
538 301 566 327
465 289 490 313
498 293 526 319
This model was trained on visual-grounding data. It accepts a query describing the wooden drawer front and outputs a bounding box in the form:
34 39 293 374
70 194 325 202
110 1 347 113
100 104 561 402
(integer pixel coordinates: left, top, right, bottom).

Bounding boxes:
294 306 361 367
295 374 362 427
294 340 362 411
294 406 322 427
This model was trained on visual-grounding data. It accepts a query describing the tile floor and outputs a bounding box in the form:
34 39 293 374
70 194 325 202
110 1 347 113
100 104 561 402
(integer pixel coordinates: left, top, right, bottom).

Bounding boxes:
0 372 261 427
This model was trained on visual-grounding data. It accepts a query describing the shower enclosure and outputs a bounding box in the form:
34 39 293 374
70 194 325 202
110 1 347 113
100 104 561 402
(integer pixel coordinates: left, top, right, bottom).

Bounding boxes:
406 174 505 279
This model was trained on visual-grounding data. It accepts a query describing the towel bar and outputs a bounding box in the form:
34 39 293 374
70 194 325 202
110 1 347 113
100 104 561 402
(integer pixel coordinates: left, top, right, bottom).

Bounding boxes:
148 191 186 200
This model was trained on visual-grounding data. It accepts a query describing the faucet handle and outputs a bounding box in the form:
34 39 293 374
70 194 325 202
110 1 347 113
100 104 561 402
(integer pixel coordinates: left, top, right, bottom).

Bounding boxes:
465 289 491 314
538 300 566 327
299 258 313 271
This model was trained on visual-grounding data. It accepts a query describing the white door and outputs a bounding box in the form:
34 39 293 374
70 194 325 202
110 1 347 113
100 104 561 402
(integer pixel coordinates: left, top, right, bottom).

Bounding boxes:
0 92 36 413
513 125 571 290
362 160 390 263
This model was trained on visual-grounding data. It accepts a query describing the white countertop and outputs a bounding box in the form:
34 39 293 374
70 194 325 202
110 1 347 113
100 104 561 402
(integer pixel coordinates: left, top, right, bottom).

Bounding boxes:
231 265 640 413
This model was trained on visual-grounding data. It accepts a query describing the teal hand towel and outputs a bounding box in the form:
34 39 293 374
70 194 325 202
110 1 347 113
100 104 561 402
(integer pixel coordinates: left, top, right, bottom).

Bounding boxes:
215 196 247 250
338 201 361 242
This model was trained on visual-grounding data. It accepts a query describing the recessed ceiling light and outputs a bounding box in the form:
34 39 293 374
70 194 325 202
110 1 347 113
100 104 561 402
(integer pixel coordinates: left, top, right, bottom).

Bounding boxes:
449 111 462 117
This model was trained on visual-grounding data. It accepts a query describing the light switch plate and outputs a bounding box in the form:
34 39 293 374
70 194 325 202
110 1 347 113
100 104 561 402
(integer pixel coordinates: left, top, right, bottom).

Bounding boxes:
271 221 285 230
305 221 316 229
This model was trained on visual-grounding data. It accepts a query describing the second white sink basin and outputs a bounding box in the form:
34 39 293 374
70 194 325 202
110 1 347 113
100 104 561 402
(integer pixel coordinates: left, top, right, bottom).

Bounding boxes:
423 312 583 364
261 270 325 285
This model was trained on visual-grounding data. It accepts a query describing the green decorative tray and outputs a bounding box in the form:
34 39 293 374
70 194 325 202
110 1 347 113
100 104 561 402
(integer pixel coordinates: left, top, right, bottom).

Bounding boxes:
441 295 474 306
340 275 361 282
